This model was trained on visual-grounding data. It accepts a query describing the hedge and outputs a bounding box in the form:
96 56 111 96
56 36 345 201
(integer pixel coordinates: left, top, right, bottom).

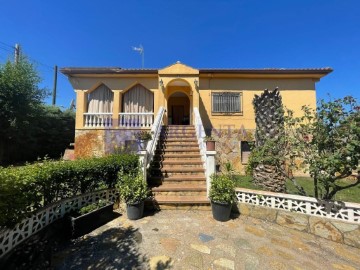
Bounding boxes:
0 154 138 228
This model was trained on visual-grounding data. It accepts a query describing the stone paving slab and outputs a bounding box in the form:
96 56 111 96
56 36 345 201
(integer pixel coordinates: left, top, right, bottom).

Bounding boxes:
52 210 360 270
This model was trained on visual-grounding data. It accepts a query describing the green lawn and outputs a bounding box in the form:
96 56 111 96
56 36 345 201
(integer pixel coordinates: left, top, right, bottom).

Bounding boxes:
233 175 360 203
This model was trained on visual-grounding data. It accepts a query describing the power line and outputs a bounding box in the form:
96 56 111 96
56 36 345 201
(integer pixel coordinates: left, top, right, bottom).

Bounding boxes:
0 41 14 49
0 45 13 53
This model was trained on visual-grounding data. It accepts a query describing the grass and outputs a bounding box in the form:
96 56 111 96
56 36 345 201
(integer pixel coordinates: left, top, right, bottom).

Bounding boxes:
233 175 360 203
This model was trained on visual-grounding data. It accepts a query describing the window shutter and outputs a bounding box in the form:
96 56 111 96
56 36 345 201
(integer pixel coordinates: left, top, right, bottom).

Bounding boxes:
212 92 241 113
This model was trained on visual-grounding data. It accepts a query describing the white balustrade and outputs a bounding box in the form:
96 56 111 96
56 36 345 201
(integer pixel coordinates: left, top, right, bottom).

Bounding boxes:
235 188 360 223
194 107 207 168
119 113 154 128
84 113 113 128
0 189 119 258
194 107 211 196
146 107 165 168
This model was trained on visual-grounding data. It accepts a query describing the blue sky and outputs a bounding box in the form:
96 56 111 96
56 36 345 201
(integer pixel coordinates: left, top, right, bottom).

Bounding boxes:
0 0 359 108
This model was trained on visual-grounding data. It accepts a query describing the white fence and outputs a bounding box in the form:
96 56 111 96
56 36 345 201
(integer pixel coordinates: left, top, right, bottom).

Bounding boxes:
119 113 154 128
235 188 360 223
84 113 113 128
0 189 118 258
146 107 165 168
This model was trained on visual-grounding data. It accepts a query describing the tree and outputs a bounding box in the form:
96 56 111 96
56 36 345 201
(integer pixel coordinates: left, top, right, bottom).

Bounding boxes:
287 96 360 200
248 95 360 200
0 58 48 164
250 88 287 192
0 58 75 164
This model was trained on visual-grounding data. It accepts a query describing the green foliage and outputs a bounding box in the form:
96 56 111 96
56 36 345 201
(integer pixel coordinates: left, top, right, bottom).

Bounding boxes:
291 96 360 200
117 170 149 204
248 95 360 200
0 153 138 228
204 136 215 141
234 175 360 203
209 173 235 204
135 131 152 141
0 58 75 165
79 199 111 215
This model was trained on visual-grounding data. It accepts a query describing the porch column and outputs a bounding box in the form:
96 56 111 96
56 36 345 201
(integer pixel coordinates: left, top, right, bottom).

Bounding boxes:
206 150 216 197
192 81 200 125
75 90 87 129
112 91 121 127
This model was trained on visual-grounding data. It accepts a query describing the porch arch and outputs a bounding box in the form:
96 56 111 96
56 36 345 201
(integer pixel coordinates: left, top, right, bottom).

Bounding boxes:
122 84 154 113
87 83 113 113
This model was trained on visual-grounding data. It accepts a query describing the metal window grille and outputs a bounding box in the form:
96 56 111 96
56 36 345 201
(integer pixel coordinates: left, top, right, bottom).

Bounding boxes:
212 92 242 113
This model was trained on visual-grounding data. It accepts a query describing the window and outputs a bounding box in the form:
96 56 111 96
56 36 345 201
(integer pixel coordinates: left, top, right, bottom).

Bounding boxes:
241 141 252 164
212 92 242 113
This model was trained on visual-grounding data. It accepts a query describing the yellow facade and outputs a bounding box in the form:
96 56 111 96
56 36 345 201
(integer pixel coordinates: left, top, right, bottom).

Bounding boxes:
61 62 331 171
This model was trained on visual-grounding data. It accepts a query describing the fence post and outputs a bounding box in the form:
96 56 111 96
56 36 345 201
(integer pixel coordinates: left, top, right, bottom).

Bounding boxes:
206 150 216 197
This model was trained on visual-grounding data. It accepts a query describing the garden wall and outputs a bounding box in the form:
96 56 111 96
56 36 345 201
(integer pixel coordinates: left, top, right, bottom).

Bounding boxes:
75 129 144 158
235 188 360 248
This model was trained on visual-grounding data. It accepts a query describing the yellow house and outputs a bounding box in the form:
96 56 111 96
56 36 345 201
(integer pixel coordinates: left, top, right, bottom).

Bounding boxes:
61 62 331 208
61 61 331 171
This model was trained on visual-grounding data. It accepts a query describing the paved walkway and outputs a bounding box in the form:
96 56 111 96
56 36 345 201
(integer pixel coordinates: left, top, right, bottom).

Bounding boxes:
52 210 360 270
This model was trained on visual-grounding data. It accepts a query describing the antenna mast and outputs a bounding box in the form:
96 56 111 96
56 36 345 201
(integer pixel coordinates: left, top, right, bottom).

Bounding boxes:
132 45 144 68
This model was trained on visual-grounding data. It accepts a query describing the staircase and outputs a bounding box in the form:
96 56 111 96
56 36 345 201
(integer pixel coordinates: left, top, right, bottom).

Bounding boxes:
147 125 210 210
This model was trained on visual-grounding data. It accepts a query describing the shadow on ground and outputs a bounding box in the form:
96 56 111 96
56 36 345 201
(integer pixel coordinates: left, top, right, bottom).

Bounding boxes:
52 225 149 269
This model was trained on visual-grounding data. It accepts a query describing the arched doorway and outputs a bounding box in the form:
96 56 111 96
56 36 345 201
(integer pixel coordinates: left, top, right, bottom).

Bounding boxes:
167 92 190 125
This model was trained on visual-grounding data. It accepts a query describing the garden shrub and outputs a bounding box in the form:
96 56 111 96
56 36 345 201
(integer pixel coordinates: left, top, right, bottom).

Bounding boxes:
0 153 138 228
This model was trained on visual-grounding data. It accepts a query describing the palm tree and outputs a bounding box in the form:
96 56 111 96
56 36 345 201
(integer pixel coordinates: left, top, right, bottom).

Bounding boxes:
252 88 286 192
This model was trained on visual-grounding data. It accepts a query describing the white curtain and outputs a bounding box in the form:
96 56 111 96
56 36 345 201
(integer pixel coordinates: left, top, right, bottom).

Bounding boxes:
87 84 114 113
123 84 154 112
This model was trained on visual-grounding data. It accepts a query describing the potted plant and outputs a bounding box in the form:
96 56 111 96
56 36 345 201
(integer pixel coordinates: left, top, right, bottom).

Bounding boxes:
209 173 235 222
136 131 152 150
204 136 216 151
68 199 114 238
117 170 149 220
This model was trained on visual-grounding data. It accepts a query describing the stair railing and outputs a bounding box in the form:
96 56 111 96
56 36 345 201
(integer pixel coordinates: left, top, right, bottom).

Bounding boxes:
146 106 165 168
194 107 207 169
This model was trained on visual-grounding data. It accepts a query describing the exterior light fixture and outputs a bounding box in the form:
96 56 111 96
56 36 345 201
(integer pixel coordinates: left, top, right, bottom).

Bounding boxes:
194 79 198 87
159 79 164 87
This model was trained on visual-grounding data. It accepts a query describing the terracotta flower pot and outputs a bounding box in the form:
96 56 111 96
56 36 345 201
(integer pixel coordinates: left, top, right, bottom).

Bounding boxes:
206 141 216 151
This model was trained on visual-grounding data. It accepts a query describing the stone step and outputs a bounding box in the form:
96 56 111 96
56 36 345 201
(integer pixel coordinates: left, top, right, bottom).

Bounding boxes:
159 138 197 143
157 143 199 149
148 175 206 185
159 135 197 140
146 195 210 210
155 148 200 154
163 125 195 129
153 194 209 203
158 141 198 146
154 153 202 159
160 160 203 166
161 132 195 135
160 166 205 172
151 184 207 196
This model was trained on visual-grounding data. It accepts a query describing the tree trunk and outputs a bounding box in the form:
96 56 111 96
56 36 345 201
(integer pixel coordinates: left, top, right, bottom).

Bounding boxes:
253 164 286 193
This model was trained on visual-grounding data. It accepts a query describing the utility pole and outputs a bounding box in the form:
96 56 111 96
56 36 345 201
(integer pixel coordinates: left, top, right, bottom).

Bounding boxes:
14 44 20 63
52 65 58 106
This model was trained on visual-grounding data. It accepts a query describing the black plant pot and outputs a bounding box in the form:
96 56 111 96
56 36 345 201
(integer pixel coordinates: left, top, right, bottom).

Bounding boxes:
127 201 144 220
69 203 114 238
211 201 232 222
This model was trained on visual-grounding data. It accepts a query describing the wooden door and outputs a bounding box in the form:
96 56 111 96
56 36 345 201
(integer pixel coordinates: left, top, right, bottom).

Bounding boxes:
172 106 184 125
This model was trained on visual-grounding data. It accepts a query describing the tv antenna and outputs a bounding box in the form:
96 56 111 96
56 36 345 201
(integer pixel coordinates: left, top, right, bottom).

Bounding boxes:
132 44 144 68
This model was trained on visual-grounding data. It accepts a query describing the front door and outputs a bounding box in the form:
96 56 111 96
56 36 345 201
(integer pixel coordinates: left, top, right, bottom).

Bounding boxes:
172 105 184 125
